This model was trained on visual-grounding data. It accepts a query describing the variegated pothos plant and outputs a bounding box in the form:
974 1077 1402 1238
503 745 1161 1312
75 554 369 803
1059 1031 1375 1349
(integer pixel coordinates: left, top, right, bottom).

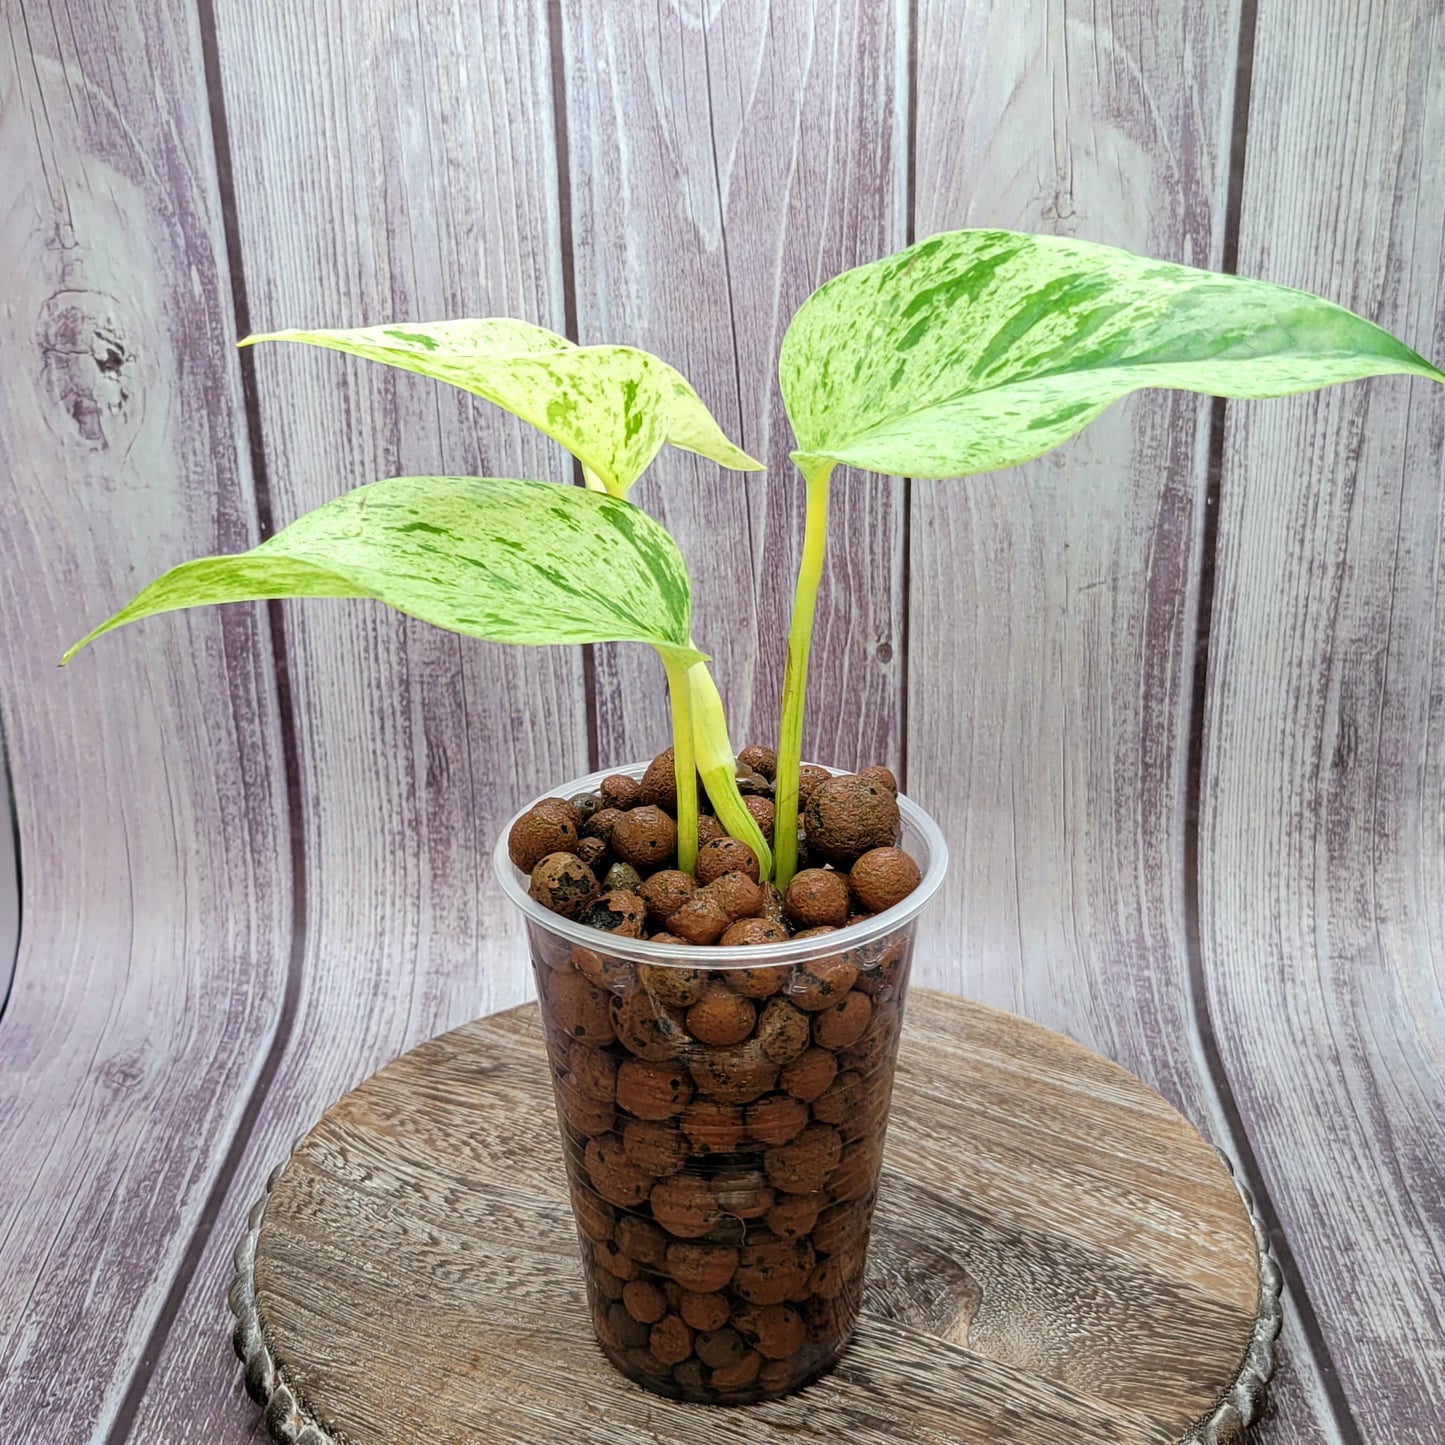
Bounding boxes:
68 230 1444 885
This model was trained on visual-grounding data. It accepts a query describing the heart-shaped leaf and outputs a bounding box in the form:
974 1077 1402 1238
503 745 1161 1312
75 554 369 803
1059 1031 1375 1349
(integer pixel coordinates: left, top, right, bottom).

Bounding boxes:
64 476 704 666
242 319 762 495
780 229 1445 479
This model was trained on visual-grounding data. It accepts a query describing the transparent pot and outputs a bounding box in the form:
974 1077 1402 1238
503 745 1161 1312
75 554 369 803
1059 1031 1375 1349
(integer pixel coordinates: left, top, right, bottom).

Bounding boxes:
494 763 947 1404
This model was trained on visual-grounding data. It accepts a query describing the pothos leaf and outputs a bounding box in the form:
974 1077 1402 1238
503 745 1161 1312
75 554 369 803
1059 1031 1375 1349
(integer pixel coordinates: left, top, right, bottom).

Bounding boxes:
63 477 705 667
242 318 762 495
780 228 1445 480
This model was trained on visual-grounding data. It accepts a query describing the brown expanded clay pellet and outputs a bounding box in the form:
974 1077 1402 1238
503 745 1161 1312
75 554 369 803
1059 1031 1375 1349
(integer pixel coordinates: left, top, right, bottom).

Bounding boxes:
737 744 777 779
622 1119 689 1177
706 871 764 921
783 869 850 929
725 962 790 999
616 1214 668 1267
745 1093 808 1145
611 988 685 1060
679 1290 732 1331
638 747 679 810
576 835 610 872
672 1358 710 1395
764 1123 843 1195
765 1191 826 1240
569 944 633 994
755 997 811 1063
666 1241 738 1293
734 1237 814 1305
600 773 643 811
709 1349 762 1391
680 1099 745 1152
650 1173 722 1238
581 888 646 937
788 954 859 1011
686 984 756 1046
583 1134 654 1208
584 806 623 843
694 1326 747 1369
566 1039 618 1102
720 918 789 947
813 990 873 1049
637 960 708 1008
615 1059 691 1120
649 1314 694 1366
546 970 616 1045
779 1047 838 1101
803 772 901 866
508 799 581 872
688 1040 778 1104
529 852 600 919
694 836 761 885
610 805 678 870
735 1303 808 1360
639 869 695 927
848 845 922 913
622 1279 668 1324
592 1238 636 1280
569 1182 616 1243
666 891 730 945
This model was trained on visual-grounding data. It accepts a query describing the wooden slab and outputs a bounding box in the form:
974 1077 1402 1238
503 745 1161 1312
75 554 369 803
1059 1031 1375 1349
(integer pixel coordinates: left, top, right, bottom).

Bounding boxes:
231 989 1278 1444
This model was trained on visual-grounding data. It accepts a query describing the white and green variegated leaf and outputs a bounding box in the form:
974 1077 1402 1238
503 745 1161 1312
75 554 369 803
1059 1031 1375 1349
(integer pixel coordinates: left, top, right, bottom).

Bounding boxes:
242 318 762 495
780 229 1445 480
63 476 704 666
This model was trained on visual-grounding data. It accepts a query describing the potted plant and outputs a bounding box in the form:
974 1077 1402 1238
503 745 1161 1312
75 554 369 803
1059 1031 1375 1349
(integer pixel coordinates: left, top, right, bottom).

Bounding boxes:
66 230 1442 1404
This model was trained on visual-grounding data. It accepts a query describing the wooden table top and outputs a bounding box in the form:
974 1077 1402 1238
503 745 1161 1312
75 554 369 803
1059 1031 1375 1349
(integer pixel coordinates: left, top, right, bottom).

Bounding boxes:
234 991 1276 1444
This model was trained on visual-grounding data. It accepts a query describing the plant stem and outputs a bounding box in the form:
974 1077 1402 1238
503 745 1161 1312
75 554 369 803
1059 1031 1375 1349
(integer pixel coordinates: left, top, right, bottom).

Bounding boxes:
582 466 609 493
661 651 699 874
689 661 773 878
773 460 835 888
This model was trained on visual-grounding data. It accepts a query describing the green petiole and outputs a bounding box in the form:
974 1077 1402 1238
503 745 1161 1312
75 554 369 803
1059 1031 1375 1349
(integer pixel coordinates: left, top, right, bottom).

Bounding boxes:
689 660 773 878
772 459 833 889
660 650 700 874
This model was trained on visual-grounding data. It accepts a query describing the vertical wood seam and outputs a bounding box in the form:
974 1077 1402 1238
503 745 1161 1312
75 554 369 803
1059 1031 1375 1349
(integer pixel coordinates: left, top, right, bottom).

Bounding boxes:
547 0 599 775
1184 2 1362 1439
104 2 310 1437
0 705 19 1024
898 0 919 793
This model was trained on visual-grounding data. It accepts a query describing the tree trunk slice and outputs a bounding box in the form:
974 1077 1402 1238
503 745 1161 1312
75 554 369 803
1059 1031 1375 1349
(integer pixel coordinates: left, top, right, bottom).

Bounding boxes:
230 989 1280 1444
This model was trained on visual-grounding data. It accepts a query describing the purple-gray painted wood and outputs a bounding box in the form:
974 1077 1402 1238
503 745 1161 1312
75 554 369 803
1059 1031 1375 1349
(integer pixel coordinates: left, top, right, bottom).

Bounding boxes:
906 7 1337 1439
0 1 1439 1441
0 1 291 1436
1201 1 1445 1440
0 765 16 1010
562 0 908 777
123 1 589 1436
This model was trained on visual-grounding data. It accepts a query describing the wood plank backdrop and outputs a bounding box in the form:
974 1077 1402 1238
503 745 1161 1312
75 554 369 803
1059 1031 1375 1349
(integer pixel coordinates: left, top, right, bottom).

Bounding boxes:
0 1 1438 1442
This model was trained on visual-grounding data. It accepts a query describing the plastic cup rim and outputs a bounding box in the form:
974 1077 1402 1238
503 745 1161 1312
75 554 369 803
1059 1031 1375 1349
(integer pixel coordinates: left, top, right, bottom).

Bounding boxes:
493 760 949 968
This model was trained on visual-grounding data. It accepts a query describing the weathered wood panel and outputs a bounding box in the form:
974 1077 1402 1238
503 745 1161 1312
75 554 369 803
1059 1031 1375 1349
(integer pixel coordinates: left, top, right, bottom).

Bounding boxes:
0 766 16 1010
237 993 1273 1445
0 1 291 1436
1202 1 1445 1439
124 0 589 1434
563 0 908 773
909 0 1231 1112
909 7 1340 1438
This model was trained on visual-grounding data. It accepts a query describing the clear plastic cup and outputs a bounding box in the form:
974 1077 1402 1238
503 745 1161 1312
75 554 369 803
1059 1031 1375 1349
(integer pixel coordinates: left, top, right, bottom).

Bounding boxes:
494 763 948 1403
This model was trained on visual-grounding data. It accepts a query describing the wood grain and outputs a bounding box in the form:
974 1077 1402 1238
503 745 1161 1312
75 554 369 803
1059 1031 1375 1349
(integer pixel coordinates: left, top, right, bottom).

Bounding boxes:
562 0 908 773
907 10 1342 1437
124 1 589 1435
0 1 291 1435
0 760 16 1011
237 992 1275 1444
1201 2 1445 1439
